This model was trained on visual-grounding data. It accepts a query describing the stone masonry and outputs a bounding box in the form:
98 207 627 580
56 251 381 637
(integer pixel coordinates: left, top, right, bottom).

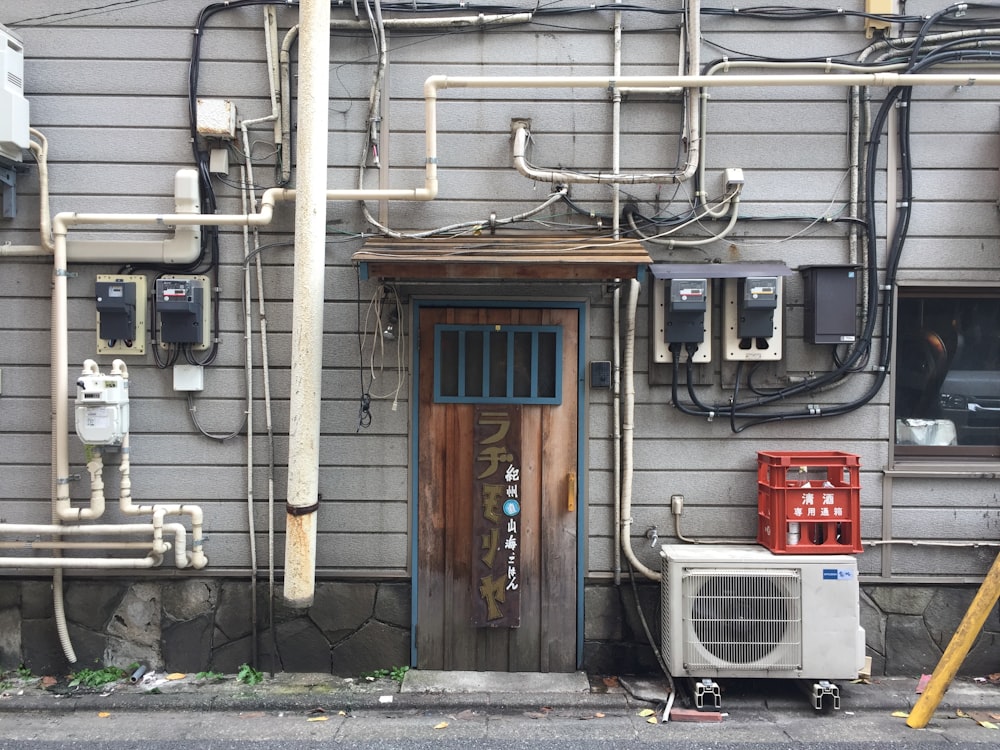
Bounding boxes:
0 578 997 678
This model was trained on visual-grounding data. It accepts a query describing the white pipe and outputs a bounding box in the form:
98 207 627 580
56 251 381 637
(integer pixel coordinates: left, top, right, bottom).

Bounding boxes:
46 191 74 661
277 12 529 183
512 122 690 186
0 521 190 570
6 169 202 262
283 0 331 609
0 556 162 569
4 513 189 566
29 129 54 252
57 359 105 521
263 6 282 149
620 278 658 580
428 71 1000 91
117 433 207 569
0 541 158 550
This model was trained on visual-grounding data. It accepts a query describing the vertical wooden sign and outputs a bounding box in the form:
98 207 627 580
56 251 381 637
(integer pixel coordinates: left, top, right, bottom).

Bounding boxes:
472 404 521 627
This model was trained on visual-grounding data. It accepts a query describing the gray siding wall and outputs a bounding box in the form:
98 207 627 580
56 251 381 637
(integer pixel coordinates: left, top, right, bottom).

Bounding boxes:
1 0 998 590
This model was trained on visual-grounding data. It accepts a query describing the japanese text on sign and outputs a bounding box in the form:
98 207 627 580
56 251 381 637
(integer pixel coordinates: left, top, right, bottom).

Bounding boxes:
472 405 521 627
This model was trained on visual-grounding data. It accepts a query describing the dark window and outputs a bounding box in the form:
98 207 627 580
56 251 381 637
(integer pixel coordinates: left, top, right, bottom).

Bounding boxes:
894 288 1000 460
434 324 562 404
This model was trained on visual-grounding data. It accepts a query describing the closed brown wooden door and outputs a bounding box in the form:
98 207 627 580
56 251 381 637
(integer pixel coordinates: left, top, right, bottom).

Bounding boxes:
416 306 579 672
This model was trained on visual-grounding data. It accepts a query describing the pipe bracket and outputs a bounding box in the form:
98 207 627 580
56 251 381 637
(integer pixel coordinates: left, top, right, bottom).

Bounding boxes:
286 501 319 517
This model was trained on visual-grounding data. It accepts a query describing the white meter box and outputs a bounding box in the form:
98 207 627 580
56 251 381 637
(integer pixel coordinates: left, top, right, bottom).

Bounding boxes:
722 277 783 361
75 371 129 446
0 24 29 162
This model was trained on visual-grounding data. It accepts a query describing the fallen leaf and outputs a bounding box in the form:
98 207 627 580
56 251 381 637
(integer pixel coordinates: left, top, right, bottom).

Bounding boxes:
989 673 1000 685
594 712 605 718
966 711 999 729
956 709 970 718
434 722 449 730
602 676 619 688
306 716 328 723
41 676 58 687
165 673 186 681
338 710 348 716
638 708 656 717
97 712 110 719
646 716 658 724
891 711 910 719
239 712 266 719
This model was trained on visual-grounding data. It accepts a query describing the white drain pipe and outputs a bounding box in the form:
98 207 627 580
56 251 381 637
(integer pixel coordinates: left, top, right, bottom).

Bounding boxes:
282 0 332 609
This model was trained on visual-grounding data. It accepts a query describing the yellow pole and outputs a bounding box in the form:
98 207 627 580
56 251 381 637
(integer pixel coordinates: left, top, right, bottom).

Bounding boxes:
906 550 1000 729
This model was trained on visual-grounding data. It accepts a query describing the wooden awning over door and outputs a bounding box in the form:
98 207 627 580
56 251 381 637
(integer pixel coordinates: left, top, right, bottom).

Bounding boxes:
352 236 651 282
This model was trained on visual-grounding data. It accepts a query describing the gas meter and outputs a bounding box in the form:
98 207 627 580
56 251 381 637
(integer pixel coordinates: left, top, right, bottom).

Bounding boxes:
74 361 129 446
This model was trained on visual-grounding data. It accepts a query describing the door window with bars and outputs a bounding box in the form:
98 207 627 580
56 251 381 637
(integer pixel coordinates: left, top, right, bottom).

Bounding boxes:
434 324 562 404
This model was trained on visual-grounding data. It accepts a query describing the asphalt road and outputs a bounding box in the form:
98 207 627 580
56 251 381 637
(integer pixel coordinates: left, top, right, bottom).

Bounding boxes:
0 703 996 749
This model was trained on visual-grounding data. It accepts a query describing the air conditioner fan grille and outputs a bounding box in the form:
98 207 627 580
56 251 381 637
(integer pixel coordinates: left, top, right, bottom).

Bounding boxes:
682 568 802 670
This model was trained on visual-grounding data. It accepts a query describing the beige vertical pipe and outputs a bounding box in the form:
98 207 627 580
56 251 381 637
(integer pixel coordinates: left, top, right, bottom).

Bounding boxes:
283 0 331 609
906 550 1000 728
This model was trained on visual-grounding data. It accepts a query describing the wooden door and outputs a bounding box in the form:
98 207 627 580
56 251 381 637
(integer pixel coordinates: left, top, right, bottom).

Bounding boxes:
415 306 579 671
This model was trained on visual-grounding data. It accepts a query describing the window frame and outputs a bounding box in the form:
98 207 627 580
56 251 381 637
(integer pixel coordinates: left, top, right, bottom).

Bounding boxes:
432 323 563 405
890 280 1000 469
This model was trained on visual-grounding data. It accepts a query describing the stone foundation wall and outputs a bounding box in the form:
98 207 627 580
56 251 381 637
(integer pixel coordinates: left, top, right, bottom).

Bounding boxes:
2 578 997 678
0 578 410 677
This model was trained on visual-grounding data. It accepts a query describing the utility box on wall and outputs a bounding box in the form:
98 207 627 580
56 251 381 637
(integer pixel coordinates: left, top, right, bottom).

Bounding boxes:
0 24 29 163
800 265 859 345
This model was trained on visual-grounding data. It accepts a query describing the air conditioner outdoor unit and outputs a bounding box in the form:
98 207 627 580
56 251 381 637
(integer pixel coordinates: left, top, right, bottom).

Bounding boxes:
661 544 865 680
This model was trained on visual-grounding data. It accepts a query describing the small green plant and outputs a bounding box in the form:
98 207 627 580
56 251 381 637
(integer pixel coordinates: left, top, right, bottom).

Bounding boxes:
68 665 128 688
389 665 409 683
362 665 409 684
195 670 225 681
16 664 32 679
236 663 263 686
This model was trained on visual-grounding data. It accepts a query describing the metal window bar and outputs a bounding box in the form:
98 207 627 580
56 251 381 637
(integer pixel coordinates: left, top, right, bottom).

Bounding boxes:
434 324 562 404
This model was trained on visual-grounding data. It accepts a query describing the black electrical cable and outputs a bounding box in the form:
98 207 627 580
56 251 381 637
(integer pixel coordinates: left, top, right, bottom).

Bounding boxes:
671 37 1000 431
621 555 685 707
355 267 375 432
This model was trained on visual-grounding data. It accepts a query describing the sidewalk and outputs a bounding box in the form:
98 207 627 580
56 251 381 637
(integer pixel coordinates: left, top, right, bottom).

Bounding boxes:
0 668 997 719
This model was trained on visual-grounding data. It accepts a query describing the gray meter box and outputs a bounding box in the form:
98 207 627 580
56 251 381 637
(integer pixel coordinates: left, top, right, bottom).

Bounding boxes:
666 278 708 344
737 276 779 339
800 265 858 345
156 275 210 349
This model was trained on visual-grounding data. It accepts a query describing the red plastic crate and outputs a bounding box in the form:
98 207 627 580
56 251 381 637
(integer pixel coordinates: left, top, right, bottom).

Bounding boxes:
756 451 862 554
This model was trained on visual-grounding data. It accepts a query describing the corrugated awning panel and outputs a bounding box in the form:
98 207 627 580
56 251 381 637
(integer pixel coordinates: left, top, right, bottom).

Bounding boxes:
353 236 652 281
